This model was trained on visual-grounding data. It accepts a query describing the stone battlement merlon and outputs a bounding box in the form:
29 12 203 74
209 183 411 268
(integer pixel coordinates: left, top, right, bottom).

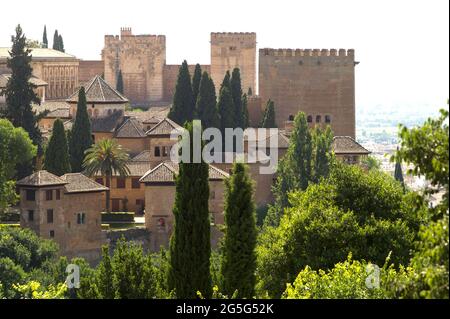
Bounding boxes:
211 32 256 43
259 48 355 57
104 34 166 45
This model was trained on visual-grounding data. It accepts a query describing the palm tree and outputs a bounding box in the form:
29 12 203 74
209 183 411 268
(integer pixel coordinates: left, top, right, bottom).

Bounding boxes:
83 139 130 212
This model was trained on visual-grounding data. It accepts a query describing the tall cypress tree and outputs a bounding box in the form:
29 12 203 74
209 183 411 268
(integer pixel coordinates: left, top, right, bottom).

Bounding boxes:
230 68 244 128
218 86 235 143
168 60 195 125
220 70 231 91
168 122 212 298
247 87 253 96
261 99 277 128
69 87 93 172
116 70 124 95
196 72 219 129
311 126 333 183
192 64 202 104
4 25 42 177
242 93 249 128
58 34 64 52
42 25 48 48
221 163 257 298
44 119 71 176
394 147 405 190
52 30 59 50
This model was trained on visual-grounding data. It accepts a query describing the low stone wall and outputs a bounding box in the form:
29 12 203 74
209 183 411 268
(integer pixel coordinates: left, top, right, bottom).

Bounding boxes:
104 227 151 252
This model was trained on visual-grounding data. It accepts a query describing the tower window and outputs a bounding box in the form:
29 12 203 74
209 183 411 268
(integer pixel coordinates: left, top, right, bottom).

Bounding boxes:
46 190 53 201
307 115 313 123
132 178 141 189
56 189 61 200
49 230 55 238
162 146 168 157
116 177 126 189
26 190 36 201
47 209 54 224
154 146 161 157
28 210 34 221
316 115 322 123
288 115 295 121
325 115 331 123
77 213 86 225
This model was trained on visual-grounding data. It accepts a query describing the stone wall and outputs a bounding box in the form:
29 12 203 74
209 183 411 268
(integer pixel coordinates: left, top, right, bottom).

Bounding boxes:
259 48 356 137
32 61 79 100
79 60 104 84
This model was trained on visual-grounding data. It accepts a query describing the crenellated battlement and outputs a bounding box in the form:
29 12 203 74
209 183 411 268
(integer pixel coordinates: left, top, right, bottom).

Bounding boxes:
104 33 166 46
211 32 256 44
259 48 355 58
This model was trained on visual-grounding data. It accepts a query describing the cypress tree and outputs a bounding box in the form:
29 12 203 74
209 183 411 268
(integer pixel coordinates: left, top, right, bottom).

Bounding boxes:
42 25 48 48
247 87 253 96
58 34 64 52
4 25 42 177
116 70 124 95
242 93 249 128
52 30 59 50
218 86 235 142
261 99 277 128
95 246 115 299
311 126 333 183
44 119 71 175
168 60 195 125
196 72 219 129
221 163 257 298
168 122 212 298
220 70 231 91
291 112 313 190
230 68 244 128
69 87 93 172
192 64 202 103
394 147 405 190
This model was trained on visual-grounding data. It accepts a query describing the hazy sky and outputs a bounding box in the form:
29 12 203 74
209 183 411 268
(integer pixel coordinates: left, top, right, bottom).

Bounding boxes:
0 0 448 110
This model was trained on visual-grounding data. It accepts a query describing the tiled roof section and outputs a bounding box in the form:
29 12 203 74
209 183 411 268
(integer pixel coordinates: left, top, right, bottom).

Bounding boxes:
140 161 229 183
61 173 108 193
114 117 146 138
120 161 153 177
332 136 371 155
91 110 125 132
0 74 47 88
0 47 76 60
131 150 152 162
16 170 67 187
125 106 171 123
46 108 70 118
146 117 183 135
66 75 128 103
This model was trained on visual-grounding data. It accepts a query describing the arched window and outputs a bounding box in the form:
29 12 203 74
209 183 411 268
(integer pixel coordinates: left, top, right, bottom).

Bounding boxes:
154 146 161 157
325 115 331 123
288 114 295 121
316 115 321 123
307 115 313 123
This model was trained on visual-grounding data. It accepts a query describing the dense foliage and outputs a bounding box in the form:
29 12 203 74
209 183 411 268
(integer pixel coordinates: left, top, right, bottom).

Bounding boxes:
168 60 195 125
44 119 71 175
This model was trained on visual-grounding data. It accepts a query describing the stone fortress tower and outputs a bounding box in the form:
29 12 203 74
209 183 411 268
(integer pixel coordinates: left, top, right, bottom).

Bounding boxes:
210 32 257 95
102 27 166 104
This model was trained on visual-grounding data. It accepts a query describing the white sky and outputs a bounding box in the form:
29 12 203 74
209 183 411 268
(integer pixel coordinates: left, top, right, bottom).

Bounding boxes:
0 0 448 110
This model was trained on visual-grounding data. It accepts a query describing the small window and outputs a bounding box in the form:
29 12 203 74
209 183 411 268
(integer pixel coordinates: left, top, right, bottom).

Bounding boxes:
325 115 331 123
95 178 104 185
116 177 126 189
28 210 34 221
26 190 36 201
307 115 313 123
49 230 55 238
162 146 168 157
288 115 295 121
131 178 140 189
264 49 269 56
56 189 61 200
47 209 54 224
77 213 86 225
154 146 161 157
68 222 71 229
46 190 53 201
316 115 322 123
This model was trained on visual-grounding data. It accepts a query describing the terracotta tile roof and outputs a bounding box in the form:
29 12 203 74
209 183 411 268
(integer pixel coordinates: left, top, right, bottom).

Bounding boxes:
122 161 153 177
131 150 152 162
16 170 67 187
146 118 183 136
114 117 146 138
140 161 229 183
332 136 371 155
66 75 128 103
125 106 170 123
0 74 47 88
60 173 108 193
91 110 125 133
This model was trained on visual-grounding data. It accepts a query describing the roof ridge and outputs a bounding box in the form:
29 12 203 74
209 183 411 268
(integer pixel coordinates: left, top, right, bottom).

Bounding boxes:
97 76 106 101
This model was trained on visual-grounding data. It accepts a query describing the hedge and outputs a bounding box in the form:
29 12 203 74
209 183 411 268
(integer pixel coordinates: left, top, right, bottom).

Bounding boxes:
101 212 135 223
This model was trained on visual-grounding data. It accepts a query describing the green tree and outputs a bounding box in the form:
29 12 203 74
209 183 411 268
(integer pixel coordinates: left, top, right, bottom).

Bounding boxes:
196 72 219 129
52 30 59 50
0 119 37 212
394 156 405 190
168 122 212 298
44 119 71 176
0 257 25 298
58 34 64 52
83 139 130 213
247 87 253 96
242 93 249 128
230 68 244 128
95 246 115 299
3 25 43 176
69 87 93 172
221 163 257 298
311 126 333 183
42 25 48 48
192 64 202 103
257 162 417 297
218 86 234 140
168 60 195 125
362 155 381 171
260 99 277 128
116 70 124 95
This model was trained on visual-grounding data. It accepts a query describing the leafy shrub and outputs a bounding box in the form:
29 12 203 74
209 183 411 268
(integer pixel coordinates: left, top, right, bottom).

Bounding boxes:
101 212 135 223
